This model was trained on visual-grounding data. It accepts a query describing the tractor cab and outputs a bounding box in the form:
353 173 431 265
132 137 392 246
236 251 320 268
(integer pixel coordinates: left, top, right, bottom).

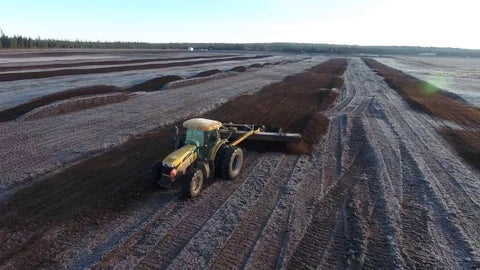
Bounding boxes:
182 118 222 159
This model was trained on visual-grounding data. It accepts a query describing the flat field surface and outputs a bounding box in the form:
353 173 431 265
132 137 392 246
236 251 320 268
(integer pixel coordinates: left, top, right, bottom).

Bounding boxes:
0 50 478 269
375 55 480 107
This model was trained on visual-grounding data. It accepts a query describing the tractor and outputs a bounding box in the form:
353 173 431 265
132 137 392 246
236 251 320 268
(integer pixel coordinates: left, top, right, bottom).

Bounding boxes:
150 118 301 197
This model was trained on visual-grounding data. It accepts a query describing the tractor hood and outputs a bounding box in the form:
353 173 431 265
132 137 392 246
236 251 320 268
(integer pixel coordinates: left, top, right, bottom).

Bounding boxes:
162 144 197 168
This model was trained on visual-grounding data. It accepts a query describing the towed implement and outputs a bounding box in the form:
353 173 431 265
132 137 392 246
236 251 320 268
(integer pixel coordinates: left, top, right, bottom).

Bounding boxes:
151 118 301 197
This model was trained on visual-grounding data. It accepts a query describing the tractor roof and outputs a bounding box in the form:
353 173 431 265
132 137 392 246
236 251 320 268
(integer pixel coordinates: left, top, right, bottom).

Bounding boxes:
183 118 222 131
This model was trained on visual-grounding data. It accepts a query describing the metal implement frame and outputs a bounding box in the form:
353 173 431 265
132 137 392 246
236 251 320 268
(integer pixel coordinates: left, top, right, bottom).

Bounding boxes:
220 122 302 144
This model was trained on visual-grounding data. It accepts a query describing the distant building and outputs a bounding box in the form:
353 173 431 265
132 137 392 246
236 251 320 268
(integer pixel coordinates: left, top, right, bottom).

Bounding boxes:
418 52 437 56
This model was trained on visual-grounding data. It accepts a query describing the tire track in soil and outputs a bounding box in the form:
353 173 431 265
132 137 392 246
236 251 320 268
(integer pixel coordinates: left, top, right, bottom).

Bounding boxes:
166 153 289 269
364 95 437 267
209 155 298 269
397 143 437 268
83 150 262 269
371 74 480 265
134 153 279 270
359 57 479 267
91 151 262 269
382 105 478 267
287 118 398 269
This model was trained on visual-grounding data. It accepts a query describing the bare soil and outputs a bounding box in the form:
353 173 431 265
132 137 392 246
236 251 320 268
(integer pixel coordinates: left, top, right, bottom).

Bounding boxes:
0 60 283 122
0 85 124 122
0 58 346 269
364 58 480 168
0 53 478 269
20 93 131 121
0 55 270 82
0 55 236 72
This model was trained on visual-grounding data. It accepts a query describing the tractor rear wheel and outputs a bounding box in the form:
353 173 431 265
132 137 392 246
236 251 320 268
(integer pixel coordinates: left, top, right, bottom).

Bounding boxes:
215 145 227 176
186 168 204 198
221 146 243 179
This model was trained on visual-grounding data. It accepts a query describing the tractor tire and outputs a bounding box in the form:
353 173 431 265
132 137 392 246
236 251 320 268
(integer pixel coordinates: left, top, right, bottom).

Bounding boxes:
220 146 243 179
150 161 162 187
214 145 227 176
185 168 204 198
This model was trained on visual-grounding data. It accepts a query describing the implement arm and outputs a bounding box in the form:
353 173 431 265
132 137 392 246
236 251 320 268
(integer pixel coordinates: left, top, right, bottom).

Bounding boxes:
230 127 263 146
220 123 302 144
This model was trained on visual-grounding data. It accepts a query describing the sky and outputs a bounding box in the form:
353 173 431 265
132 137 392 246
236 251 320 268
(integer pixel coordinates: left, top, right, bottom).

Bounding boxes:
0 0 479 49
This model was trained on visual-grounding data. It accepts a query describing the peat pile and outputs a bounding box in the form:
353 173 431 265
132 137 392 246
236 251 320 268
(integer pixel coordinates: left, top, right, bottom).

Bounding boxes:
0 55 271 82
440 129 480 168
363 58 480 168
0 129 173 229
230 66 247 72
127 75 183 92
20 93 131 121
0 85 124 122
193 69 222 78
204 58 348 153
0 55 236 72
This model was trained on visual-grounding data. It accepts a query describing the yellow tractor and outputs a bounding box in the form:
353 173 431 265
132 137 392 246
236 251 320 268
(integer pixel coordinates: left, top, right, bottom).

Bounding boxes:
151 118 301 197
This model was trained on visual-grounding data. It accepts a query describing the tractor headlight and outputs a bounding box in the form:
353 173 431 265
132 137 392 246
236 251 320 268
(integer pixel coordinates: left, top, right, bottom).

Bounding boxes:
170 169 177 180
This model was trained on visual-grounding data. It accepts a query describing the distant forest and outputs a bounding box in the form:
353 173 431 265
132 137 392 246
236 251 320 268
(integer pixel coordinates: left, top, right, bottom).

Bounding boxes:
1 30 479 57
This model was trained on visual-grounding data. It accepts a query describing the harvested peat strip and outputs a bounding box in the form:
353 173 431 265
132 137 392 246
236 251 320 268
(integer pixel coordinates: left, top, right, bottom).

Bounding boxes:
0 61 280 122
363 58 480 168
203 58 347 153
0 55 237 72
0 85 124 122
0 55 270 82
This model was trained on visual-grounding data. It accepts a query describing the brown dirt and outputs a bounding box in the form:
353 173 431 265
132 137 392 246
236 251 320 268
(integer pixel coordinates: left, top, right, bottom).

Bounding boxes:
248 63 264 68
192 69 222 78
204 58 347 153
230 66 247 72
363 58 480 168
127 75 183 92
0 85 124 122
0 55 237 72
440 129 480 169
363 58 480 127
0 55 270 82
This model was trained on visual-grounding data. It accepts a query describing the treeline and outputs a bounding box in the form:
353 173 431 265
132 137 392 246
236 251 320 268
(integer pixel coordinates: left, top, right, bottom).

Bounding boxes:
1 31 479 57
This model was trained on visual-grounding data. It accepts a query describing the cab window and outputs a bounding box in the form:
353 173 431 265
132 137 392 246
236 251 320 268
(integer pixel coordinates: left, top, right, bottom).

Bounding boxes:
185 129 204 147
206 130 217 145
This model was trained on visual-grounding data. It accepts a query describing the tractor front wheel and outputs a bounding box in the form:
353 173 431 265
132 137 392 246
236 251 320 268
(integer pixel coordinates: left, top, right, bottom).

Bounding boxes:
221 146 243 179
186 168 204 198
